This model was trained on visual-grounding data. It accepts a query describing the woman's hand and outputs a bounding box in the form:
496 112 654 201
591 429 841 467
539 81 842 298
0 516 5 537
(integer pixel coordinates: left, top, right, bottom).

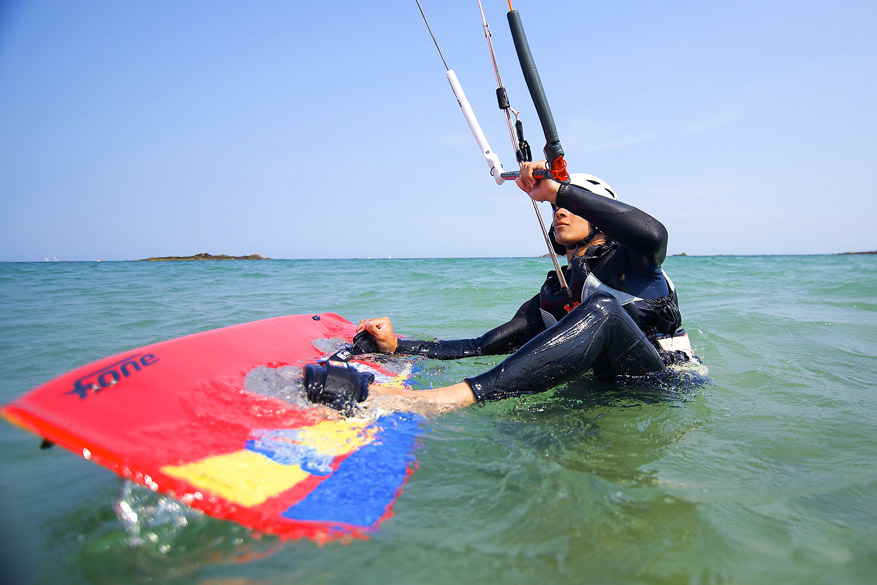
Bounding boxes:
515 160 560 204
356 317 398 353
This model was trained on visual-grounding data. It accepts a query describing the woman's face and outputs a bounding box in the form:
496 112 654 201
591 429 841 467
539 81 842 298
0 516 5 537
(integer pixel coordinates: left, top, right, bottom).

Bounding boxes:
552 207 591 246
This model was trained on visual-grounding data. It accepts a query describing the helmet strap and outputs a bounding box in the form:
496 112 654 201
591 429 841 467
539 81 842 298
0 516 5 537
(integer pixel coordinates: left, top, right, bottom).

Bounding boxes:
572 227 602 256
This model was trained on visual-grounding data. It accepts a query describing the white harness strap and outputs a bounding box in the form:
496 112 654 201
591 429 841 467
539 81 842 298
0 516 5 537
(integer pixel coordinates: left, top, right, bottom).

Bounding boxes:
540 270 675 330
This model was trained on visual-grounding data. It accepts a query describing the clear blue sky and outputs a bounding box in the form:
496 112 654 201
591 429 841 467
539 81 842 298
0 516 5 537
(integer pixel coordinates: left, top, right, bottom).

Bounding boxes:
1 0 874 261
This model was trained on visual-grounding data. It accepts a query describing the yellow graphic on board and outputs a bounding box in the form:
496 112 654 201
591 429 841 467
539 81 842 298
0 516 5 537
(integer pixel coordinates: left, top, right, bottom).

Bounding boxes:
163 450 310 507
294 419 376 455
161 418 378 507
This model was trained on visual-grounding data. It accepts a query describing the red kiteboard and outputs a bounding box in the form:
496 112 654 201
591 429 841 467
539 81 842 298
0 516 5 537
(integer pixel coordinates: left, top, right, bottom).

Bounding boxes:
1 313 423 542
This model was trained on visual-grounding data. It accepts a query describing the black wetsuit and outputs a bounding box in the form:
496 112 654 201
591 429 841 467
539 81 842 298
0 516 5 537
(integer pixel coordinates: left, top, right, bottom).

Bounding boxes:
394 182 683 401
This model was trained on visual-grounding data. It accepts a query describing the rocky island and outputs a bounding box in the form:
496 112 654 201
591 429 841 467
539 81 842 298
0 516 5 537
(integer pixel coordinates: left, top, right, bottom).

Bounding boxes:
139 253 269 261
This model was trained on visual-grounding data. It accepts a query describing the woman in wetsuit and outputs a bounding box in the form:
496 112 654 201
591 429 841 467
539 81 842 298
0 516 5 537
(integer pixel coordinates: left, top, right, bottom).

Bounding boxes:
305 161 687 411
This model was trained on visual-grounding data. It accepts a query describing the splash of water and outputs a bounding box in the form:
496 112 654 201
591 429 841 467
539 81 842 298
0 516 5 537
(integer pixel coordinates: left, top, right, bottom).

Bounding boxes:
113 481 203 552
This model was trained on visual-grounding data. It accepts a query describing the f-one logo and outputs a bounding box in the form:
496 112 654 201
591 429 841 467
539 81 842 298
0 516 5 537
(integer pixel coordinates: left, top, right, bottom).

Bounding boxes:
65 353 159 399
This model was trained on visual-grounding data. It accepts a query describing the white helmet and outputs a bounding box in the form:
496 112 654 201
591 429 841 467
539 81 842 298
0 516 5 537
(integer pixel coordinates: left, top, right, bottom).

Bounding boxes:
568 173 617 200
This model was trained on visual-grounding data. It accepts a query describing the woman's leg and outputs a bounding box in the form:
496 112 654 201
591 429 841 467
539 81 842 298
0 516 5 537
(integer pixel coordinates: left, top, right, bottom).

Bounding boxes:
465 293 664 401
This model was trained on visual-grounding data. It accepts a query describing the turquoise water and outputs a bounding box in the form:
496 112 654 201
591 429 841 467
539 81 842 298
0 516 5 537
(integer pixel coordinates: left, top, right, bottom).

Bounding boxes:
1 256 875 584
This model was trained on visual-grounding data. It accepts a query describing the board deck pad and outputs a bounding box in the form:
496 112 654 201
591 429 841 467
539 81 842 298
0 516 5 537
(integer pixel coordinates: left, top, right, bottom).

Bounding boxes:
1 313 424 542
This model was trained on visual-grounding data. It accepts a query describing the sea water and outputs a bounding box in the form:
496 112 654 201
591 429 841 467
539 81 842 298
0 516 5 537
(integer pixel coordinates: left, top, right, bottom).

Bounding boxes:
0 256 875 585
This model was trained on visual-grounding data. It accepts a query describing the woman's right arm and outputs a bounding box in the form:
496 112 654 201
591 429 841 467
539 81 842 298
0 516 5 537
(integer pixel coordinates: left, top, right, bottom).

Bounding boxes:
360 294 547 360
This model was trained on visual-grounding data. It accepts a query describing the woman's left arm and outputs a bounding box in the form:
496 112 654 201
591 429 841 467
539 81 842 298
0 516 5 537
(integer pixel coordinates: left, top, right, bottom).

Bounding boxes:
555 184 668 265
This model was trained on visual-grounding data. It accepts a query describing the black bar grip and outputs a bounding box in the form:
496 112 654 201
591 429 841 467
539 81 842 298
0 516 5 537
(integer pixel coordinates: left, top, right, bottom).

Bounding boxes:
500 168 551 180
